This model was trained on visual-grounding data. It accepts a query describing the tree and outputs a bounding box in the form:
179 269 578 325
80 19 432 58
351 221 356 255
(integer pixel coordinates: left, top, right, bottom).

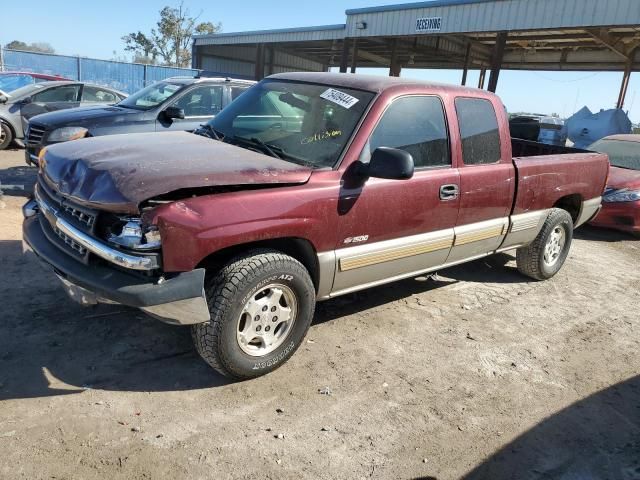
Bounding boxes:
122 3 220 67
6 40 55 54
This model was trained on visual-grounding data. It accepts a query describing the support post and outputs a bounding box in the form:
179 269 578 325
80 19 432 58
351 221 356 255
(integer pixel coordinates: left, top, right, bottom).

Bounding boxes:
487 32 507 93
0 45 4 72
267 46 275 77
617 54 634 109
461 43 471 86
350 38 358 73
389 38 401 77
478 68 487 89
254 44 265 81
339 38 350 73
77 55 82 81
143 64 148 87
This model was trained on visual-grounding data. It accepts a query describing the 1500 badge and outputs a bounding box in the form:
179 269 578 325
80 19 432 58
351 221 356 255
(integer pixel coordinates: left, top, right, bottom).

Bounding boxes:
344 235 369 244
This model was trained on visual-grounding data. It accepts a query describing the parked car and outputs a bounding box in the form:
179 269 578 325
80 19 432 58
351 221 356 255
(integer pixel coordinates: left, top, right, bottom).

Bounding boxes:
0 81 126 150
588 134 640 237
23 76 255 165
0 71 69 95
22 72 609 379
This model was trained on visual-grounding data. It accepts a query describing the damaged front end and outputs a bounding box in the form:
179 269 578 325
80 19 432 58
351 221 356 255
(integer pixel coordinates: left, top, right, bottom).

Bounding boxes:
22 179 211 326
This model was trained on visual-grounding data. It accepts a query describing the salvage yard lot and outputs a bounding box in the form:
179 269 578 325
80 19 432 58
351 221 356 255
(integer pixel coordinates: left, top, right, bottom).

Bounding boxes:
0 148 639 479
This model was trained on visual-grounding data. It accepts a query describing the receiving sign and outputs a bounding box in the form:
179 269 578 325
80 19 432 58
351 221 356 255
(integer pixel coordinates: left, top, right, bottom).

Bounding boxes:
416 17 443 32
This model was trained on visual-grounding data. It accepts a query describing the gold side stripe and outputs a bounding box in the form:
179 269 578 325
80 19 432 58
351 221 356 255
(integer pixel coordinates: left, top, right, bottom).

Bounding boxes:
454 225 506 246
340 238 453 272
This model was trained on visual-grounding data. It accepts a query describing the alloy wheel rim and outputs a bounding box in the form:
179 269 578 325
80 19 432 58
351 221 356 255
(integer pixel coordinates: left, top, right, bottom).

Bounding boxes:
236 283 297 357
0 128 5 144
544 226 566 267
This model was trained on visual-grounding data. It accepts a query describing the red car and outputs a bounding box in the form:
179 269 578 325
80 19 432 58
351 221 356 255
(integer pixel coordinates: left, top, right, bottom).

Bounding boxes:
22 73 609 379
589 135 640 237
0 71 69 94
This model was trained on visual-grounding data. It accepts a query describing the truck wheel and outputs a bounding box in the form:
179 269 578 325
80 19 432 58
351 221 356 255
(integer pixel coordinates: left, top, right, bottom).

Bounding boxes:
192 250 316 379
516 209 574 281
0 122 13 151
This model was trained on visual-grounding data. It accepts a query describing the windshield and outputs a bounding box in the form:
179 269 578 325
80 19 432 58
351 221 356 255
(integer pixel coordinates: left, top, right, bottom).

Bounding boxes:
206 79 375 168
0 74 34 93
118 81 183 111
590 139 640 170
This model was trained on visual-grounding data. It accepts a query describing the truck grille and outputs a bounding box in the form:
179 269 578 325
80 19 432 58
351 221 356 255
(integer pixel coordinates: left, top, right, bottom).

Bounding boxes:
38 178 98 234
26 123 47 145
53 226 88 255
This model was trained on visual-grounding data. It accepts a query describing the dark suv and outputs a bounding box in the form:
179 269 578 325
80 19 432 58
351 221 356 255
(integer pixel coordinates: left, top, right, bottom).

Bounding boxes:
25 76 254 165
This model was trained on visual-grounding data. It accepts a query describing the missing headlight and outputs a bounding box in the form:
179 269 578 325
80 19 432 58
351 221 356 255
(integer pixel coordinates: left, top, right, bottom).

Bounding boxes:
107 218 161 251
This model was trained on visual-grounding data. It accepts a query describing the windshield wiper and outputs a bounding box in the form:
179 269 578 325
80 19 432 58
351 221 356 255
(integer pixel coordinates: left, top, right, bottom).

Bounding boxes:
226 135 284 160
196 124 225 141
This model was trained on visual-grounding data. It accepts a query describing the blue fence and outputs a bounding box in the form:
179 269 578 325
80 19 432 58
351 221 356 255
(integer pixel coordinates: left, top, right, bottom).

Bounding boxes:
0 48 199 94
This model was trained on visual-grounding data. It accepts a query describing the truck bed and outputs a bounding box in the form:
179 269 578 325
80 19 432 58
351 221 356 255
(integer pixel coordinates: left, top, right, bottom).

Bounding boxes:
511 144 609 216
511 138 587 157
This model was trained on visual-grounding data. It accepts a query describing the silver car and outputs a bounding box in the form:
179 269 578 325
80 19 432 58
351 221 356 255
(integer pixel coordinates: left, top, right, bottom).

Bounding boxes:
0 81 127 150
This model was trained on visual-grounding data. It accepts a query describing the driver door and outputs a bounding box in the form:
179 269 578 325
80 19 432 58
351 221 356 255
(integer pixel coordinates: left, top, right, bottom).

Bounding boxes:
332 95 460 295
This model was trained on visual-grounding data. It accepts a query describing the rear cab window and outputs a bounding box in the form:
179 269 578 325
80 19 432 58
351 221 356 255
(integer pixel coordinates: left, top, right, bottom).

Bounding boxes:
455 97 502 165
365 95 451 169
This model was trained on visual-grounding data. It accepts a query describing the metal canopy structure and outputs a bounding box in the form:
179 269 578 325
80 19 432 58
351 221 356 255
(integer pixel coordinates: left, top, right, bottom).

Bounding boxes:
192 0 640 107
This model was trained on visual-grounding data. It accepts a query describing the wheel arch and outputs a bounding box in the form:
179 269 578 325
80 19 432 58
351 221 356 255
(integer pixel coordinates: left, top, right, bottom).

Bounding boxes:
196 237 321 292
553 194 583 224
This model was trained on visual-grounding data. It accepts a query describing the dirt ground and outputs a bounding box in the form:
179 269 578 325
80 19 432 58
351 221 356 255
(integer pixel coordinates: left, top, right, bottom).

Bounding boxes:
1 147 639 480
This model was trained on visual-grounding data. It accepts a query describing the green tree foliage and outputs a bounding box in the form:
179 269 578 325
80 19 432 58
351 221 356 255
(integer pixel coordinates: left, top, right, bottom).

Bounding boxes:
122 2 220 67
6 41 55 54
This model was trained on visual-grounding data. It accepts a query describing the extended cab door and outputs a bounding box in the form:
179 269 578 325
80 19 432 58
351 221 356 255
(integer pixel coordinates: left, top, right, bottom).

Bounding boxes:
445 96 515 264
157 84 224 132
332 95 460 295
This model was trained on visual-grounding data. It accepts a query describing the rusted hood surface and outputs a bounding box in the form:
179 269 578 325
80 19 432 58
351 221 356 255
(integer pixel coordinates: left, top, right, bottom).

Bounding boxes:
40 131 313 213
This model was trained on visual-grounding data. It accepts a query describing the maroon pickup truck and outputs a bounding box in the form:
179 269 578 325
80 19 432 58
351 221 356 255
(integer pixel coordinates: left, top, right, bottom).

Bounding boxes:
23 73 609 379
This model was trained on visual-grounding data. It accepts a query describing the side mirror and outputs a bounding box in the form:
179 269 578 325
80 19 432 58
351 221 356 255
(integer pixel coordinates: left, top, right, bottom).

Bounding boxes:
0 95 7 104
163 106 185 120
366 147 415 180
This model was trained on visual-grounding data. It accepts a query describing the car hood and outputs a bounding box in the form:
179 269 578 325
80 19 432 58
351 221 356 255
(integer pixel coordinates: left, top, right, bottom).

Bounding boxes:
30 105 138 128
607 166 640 190
40 131 313 214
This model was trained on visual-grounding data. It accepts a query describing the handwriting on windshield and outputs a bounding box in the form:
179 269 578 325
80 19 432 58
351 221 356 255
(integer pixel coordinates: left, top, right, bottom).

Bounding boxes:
301 130 342 145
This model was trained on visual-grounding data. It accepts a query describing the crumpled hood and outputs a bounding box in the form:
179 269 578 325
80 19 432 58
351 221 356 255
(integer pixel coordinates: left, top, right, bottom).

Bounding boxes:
607 166 640 190
40 131 312 214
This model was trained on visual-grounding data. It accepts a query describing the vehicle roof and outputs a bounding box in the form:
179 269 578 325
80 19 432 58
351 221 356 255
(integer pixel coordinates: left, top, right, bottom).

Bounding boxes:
164 76 256 85
267 71 493 96
601 134 640 143
0 71 68 80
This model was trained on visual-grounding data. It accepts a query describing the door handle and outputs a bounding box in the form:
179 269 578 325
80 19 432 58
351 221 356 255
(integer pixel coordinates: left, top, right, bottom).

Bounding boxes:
439 184 459 201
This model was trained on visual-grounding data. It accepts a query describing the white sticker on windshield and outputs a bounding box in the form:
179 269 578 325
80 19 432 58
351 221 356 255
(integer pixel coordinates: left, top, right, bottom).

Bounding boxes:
320 88 359 109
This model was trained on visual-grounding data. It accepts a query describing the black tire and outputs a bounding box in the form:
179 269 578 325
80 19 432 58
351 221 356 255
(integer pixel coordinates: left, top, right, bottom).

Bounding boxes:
516 208 574 281
192 250 316 379
0 122 13 151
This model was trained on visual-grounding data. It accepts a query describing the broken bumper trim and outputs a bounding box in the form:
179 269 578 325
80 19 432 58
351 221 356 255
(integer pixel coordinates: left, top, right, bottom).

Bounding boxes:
23 215 211 325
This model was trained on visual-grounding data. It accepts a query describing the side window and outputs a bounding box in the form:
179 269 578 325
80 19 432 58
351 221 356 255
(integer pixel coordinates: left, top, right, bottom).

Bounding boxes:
455 97 502 165
231 86 249 101
172 85 224 117
82 86 117 103
368 96 450 168
32 85 80 103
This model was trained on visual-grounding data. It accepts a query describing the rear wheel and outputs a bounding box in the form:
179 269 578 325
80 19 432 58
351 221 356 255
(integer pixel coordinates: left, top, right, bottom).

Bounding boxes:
192 250 316 379
516 209 574 280
0 122 13 151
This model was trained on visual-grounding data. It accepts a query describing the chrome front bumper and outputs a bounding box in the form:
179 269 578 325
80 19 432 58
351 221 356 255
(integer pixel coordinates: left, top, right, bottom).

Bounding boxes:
33 189 159 271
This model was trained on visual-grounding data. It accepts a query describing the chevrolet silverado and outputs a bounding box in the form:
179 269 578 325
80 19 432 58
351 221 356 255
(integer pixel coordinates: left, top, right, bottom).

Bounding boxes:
23 73 609 379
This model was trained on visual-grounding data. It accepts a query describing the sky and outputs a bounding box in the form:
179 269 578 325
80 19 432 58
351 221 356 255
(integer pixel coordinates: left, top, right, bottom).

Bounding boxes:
2 0 638 123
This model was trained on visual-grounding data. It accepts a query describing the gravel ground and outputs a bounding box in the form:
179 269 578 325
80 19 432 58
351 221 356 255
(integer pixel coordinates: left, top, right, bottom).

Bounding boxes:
1 147 639 480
